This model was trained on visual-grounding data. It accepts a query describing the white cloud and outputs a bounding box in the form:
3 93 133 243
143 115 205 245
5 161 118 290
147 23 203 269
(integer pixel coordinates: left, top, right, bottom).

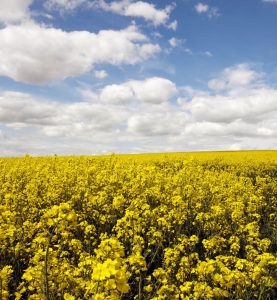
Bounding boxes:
45 0 177 28
176 67 277 149
204 51 213 57
127 113 170 136
208 64 263 91
262 0 277 3
44 0 87 11
168 37 182 47
183 121 271 139
208 79 226 91
100 84 134 104
126 81 277 149
225 65 262 87
0 22 160 84
184 48 193 55
195 2 219 18
0 76 177 135
94 0 175 27
125 77 177 104
178 45 212 57
152 32 163 39
99 77 178 104
0 0 33 24
127 111 187 136
184 88 277 124
0 91 59 127
167 20 178 31
208 7 220 18
94 70 108 79
0 91 125 136
1 66 277 155
195 3 209 13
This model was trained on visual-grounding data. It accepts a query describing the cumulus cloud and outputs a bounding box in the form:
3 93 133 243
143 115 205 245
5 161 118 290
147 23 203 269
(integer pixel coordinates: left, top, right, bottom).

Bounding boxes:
0 22 160 84
176 65 277 147
94 70 108 79
44 0 87 11
0 0 33 24
208 64 264 91
93 0 175 27
128 113 172 136
183 88 277 124
1 66 277 155
127 110 188 136
0 76 177 134
208 79 226 91
0 91 59 127
126 80 277 149
0 77 179 154
100 84 134 104
183 120 275 139
99 77 178 104
168 37 182 48
126 77 177 103
195 3 209 13
0 91 125 136
167 20 178 31
195 2 219 18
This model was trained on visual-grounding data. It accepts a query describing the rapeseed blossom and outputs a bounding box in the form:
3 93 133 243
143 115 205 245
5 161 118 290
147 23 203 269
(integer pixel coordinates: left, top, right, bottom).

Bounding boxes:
0 151 276 299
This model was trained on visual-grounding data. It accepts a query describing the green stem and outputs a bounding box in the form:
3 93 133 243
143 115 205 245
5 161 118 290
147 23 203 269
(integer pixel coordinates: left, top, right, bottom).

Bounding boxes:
138 274 143 300
93 280 100 299
147 244 160 269
258 287 264 300
44 223 58 300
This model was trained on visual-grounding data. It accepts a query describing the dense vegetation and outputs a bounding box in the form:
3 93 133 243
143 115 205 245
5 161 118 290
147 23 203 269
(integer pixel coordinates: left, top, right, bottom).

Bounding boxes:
0 151 276 299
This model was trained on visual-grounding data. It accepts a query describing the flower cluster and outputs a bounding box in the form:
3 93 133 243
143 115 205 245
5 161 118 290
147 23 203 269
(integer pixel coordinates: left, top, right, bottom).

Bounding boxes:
0 151 276 299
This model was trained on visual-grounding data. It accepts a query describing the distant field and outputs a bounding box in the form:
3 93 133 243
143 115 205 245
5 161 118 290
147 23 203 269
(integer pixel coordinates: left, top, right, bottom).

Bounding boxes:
0 151 276 299
101 149 277 161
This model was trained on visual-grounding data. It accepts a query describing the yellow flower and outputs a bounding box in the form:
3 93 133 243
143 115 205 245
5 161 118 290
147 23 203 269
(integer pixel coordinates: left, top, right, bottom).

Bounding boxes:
64 293 75 300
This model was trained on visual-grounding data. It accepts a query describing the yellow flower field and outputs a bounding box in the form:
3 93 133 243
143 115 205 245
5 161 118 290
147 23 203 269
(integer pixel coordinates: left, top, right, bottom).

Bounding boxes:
0 151 276 299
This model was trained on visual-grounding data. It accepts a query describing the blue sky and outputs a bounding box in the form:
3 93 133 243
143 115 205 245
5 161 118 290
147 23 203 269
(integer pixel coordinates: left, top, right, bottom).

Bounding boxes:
0 0 277 155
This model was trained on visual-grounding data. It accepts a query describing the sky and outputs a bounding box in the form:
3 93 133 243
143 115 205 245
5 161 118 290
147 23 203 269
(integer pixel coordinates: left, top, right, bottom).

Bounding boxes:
0 0 277 156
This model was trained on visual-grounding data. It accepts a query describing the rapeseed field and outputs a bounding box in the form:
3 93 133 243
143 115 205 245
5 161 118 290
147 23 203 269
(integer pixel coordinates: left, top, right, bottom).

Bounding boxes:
0 151 276 299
